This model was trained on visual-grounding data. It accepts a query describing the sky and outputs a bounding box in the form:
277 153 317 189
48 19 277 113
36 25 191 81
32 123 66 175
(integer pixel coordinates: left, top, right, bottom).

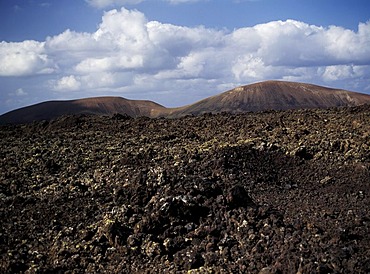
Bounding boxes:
0 0 370 114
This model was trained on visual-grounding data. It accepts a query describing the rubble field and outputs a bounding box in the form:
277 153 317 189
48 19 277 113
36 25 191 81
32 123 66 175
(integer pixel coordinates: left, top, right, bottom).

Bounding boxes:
1 105 369 273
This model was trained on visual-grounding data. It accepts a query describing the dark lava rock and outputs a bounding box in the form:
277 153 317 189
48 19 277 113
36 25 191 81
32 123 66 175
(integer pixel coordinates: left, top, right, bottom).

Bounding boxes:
226 185 255 208
1 105 370 273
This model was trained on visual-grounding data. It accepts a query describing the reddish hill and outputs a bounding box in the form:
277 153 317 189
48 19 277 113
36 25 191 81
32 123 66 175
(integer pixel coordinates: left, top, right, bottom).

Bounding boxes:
1 81 370 124
167 81 370 117
0 97 167 124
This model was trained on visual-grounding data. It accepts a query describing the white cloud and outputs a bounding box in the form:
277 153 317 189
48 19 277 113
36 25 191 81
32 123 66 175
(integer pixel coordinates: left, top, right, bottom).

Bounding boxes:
82 72 119 88
46 29 97 53
14 88 28 96
0 7 369 112
232 55 270 81
0 40 55 76
53 75 81 91
324 23 370 63
75 55 144 72
320 65 367 82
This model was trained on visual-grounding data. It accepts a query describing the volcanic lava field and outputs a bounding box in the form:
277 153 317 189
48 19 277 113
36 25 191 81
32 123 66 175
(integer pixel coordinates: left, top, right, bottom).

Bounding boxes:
1 105 370 273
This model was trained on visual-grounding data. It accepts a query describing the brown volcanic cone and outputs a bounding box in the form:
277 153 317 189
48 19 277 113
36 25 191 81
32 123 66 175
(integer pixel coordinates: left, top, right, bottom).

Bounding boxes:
168 80 370 117
1 81 370 124
0 97 167 124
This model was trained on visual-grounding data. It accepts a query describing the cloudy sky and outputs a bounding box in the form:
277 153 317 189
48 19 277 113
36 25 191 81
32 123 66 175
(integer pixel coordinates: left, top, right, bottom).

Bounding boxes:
1 0 370 114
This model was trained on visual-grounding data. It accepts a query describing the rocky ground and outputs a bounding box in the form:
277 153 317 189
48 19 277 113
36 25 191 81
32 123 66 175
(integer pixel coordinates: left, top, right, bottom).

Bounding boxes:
0 105 369 273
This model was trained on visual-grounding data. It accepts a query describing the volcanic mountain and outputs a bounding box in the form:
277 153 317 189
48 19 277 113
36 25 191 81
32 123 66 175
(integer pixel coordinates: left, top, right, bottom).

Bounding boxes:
0 97 167 125
168 80 370 117
1 80 370 124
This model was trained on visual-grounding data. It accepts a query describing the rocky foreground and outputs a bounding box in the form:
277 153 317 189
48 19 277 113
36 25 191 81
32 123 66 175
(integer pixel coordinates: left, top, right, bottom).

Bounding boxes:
1 106 369 273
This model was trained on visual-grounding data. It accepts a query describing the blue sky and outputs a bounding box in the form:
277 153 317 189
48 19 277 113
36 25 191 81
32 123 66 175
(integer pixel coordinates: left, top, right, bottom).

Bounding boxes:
0 0 370 114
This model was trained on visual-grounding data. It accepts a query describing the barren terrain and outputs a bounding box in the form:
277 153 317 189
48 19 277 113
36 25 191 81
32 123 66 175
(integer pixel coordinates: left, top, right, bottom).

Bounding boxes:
1 81 370 125
1 105 370 273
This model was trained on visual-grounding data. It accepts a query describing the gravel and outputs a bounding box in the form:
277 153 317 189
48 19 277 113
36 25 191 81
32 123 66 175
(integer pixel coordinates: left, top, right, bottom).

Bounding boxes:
1 105 369 273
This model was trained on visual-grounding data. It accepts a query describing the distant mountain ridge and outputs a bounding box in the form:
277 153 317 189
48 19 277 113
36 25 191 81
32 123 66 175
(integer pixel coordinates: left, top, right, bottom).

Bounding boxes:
168 80 370 117
1 80 370 124
0 97 167 125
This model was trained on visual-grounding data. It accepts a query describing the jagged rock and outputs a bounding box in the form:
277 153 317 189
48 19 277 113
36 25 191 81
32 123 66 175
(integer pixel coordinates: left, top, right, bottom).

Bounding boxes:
1 105 370 273
225 185 255 208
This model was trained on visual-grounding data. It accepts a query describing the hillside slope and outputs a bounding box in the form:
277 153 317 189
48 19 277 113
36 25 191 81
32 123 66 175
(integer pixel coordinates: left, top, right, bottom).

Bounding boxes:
1 81 370 124
0 97 167 124
168 81 370 117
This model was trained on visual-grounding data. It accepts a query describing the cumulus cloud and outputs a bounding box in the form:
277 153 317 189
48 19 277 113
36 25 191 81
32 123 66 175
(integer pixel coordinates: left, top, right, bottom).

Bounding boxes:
0 40 55 76
1 7 369 110
324 23 370 63
53 75 81 91
320 65 368 82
